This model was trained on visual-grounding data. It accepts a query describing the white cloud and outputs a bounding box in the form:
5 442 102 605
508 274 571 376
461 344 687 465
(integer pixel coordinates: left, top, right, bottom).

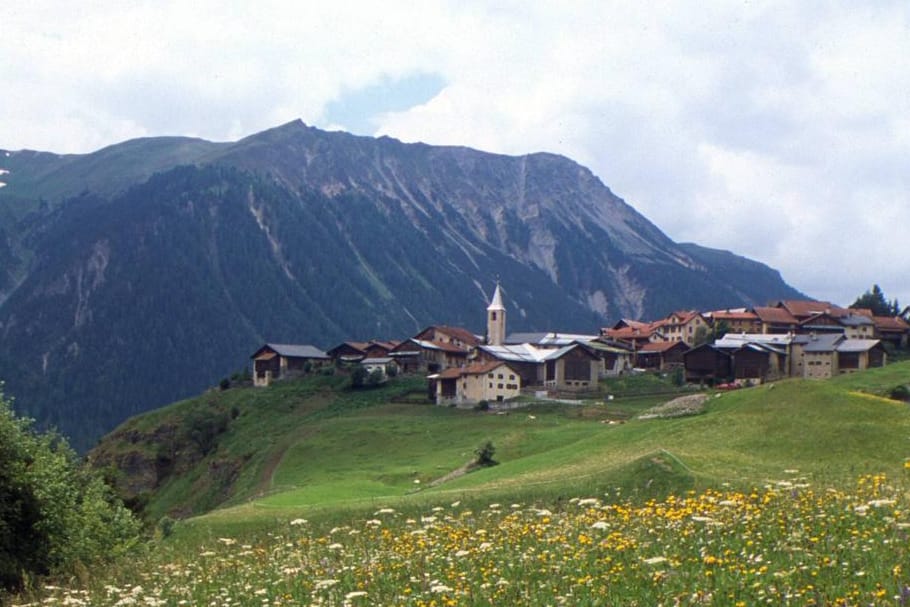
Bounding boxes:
1 0 908 308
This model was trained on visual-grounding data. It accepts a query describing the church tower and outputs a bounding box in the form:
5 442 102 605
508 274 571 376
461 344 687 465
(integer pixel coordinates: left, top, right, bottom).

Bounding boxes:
487 282 506 346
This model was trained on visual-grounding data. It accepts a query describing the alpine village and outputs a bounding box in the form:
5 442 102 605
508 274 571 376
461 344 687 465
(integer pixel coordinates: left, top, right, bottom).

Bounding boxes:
252 283 909 406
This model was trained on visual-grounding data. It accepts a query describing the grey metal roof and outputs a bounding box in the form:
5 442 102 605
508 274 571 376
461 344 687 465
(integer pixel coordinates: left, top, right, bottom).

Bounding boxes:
266 343 330 359
361 357 393 364
479 343 549 363
801 334 844 353
839 315 875 327
504 332 598 346
836 339 881 353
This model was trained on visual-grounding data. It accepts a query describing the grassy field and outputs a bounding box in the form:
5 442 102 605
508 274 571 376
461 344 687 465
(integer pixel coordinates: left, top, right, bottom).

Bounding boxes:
24 362 910 605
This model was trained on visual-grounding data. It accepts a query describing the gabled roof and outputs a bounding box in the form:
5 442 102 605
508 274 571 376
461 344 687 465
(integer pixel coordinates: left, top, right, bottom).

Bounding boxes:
801 334 845 353
664 310 703 324
252 343 329 359
409 338 472 354
835 339 882 353
601 324 664 340
417 325 482 347
587 339 634 354
435 361 516 379
541 342 600 361
479 343 550 363
838 314 875 327
504 332 599 347
715 333 796 349
736 342 787 355
707 309 759 321
638 341 690 354
873 316 910 332
752 306 798 325
776 300 850 319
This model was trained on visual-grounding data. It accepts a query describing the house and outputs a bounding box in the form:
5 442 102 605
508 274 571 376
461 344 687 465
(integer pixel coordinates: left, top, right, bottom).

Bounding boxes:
714 333 803 377
660 310 709 346
731 343 788 383
389 325 480 373
799 334 885 379
683 344 733 384
706 309 762 334
430 361 521 406
774 300 852 322
798 311 848 335
838 314 875 340
251 343 330 387
600 320 665 347
327 340 401 364
542 343 601 391
872 316 910 348
476 342 601 392
634 341 690 371
587 339 634 377
752 306 799 334
360 357 397 381
390 338 473 374
835 339 886 375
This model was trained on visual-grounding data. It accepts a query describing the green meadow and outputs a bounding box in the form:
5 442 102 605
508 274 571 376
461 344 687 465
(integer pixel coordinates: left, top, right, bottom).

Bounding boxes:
18 362 910 605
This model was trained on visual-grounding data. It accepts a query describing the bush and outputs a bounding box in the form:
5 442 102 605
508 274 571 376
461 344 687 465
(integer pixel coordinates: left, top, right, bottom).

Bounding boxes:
0 388 140 592
350 366 369 388
474 441 498 467
366 369 385 387
890 384 910 402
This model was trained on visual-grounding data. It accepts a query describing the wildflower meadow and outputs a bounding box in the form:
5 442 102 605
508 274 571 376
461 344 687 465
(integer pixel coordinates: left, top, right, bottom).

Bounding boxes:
18 472 910 606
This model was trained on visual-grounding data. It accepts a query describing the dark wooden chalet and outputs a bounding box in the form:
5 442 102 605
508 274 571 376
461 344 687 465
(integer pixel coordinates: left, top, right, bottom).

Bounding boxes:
732 343 787 382
634 341 689 371
684 344 732 384
251 343 330 387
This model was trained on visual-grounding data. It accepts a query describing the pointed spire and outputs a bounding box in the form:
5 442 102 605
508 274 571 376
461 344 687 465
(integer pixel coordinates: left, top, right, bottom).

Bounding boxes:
488 281 505 311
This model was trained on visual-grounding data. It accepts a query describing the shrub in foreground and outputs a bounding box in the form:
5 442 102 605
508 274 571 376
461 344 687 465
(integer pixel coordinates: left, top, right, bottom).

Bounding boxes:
0 389 141 593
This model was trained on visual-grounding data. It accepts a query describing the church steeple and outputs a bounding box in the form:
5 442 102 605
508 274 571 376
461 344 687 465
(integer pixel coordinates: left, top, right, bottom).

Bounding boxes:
487 282 506 346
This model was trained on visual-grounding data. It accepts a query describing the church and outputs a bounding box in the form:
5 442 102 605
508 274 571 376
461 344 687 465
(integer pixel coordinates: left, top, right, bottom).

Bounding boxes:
431 283 603 406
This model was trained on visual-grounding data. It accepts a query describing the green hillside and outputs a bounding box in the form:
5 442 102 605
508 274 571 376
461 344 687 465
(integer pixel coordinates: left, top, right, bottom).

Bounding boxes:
91 362 910 533
16 362 909 605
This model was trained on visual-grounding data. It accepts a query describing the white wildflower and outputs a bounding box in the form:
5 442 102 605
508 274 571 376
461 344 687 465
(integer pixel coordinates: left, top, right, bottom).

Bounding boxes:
289 518 308 526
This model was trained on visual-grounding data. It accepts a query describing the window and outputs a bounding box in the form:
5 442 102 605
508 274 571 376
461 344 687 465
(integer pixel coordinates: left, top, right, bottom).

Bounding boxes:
488 373 494 378
498 383 503 389
491 312 497 321
498 373 503 379
509 374 515 380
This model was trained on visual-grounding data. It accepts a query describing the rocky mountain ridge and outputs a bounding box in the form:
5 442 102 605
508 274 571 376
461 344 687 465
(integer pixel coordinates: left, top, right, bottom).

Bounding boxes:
0 120 803 450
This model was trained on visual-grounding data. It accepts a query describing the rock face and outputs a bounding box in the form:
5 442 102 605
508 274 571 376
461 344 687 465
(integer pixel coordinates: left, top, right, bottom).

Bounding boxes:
0 120 803 450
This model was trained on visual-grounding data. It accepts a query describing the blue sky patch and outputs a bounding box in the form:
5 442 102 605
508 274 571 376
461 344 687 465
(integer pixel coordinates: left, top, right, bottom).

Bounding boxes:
324 72 446 135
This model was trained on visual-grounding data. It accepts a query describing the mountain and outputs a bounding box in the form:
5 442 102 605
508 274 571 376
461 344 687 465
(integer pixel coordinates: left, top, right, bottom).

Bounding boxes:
0 120 803 450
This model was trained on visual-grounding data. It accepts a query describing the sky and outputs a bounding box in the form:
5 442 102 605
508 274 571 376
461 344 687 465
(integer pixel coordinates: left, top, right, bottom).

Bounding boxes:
1 1 908 309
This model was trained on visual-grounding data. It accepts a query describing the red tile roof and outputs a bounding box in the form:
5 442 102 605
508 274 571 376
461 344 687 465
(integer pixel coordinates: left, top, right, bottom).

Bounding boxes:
435 361 514 379
777 300 850 319
873 316 910 332
710 311 759 321
417 325 481 347
753 306 798 324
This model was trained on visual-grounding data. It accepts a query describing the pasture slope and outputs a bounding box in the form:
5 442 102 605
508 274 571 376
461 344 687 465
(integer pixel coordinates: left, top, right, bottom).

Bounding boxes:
15 362 910 606
90 362 910 535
